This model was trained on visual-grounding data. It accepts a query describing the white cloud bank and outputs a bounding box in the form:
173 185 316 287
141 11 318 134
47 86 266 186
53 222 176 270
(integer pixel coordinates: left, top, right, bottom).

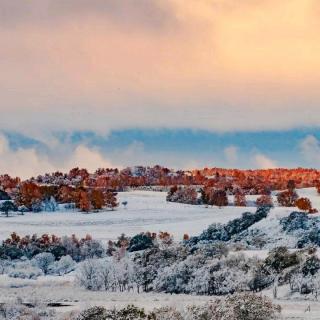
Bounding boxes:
254 154 278 169
300 135 320 166
0 132 284 179
0 135 114 178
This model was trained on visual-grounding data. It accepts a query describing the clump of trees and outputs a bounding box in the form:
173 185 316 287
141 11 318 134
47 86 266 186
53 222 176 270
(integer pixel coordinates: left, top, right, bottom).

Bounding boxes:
201 188 228 207
75 188 118 212
12 182 118 213
166 186 199 205
277 189 298 207
0 232 104 261
190 207 270 245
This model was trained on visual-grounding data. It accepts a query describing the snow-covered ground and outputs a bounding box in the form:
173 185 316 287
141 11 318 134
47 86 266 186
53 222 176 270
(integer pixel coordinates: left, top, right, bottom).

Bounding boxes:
0 188 318 242
0 191 256 242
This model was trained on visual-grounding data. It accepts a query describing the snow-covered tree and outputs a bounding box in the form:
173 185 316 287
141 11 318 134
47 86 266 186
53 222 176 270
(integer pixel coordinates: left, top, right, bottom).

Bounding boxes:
31 252 55 274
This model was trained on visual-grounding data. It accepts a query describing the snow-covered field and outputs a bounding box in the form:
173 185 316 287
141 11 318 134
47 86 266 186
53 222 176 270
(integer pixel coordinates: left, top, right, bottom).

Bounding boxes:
0 188 318 242
1 188 320 319
0 191 256 242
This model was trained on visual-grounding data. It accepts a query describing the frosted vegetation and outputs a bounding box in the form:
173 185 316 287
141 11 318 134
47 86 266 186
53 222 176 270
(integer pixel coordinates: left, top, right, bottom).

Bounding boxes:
0 188 320 319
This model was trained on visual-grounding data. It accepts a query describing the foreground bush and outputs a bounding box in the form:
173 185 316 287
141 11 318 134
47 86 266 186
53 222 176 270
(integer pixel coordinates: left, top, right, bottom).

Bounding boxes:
76 306 107 320
76 305 151 320
75 294 281 320
223 293 281 320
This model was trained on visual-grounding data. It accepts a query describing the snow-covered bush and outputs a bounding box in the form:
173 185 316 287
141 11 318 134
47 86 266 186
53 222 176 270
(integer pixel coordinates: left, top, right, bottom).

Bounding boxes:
191 207 269 245
132 244 189 292
76 259 103 291
31 252 55 274
76 306 107 320
8 264 43 279
75 297 282 320
153 252 253 295
76 257 134 292
297 228 320 248
301 255 320 276
42 196 58 212
104 305 149 320
6 259 43 280
280 211 311 232
128 233 154 252
188 293 281 320
222 293 281 320
265 247 300 273
152 306 183 320
188 256 252 295
79 239 105 260
0 259 12 274
48 255 76 275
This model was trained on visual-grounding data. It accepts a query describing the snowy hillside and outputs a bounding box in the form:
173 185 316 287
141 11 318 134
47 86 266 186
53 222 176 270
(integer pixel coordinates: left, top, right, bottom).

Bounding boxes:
0 191 256 242
0 188 319 243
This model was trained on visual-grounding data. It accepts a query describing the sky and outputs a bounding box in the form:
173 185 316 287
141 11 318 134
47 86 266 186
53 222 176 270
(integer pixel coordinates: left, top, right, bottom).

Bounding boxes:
0 0 320 177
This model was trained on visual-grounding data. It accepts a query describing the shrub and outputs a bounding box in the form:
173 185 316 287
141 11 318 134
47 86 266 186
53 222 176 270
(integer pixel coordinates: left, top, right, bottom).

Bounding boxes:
224 293 281 320
301 256 320 276
188 293 281 320
128 233 154 252
234 191 247 207
277 190 298 207
48 255 76 275
280 212 310 232
152 306 183 320
105 305 150 320
297 229 320 248
295 197 312 212
8 265 43 280
196 207 269 243
206 189 228 207
265 247 300 273
76 306 107 320
31 252 55 274
76 259 103 291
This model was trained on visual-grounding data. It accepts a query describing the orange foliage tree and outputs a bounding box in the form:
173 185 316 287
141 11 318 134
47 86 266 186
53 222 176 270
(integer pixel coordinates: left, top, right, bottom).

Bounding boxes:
206 189 228 207
15 182 42 210
295 197 312 213
234 190 247 207
90 189 105 210
58 186 76 203
277 190 298 207
78 190 91 212
105 191 118 210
